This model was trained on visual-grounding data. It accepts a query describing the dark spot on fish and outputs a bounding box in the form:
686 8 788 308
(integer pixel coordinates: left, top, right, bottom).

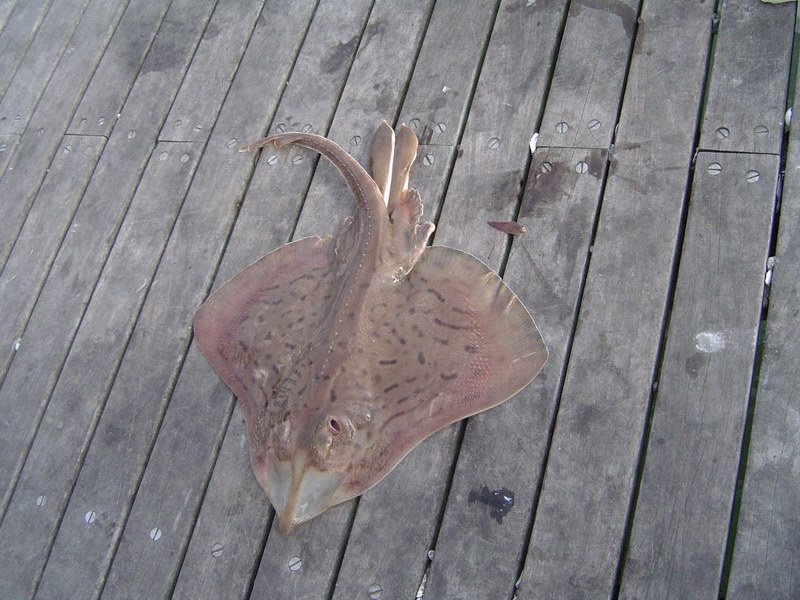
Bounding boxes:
440 373 458 381
289 274 312 285
257 315 265 323
383 383 398 394
434 317 467 330
468 486 515 524
272 365 280 375
397 396 409 404
452 306 468 315
379 359 397 365
409 307 416 314
330 389 337 402
433 336 449 346
405 376 417 383
465 345 477 354
427 288 445 302
417 352 426 365
299 294 307 301
398 337 407 345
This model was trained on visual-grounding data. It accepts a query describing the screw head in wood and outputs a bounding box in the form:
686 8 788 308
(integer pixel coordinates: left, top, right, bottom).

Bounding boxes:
128 130 136 139
85 510 96 524
97 116 106 126
350 135 361 146
292 154 303 165
193 125 203 134
715 126 730 140
63 145 72 154
288 556 302 571
435 122 446 133
368 583 383 599
745 170 760 183
487 137 500 149
159 151 169 161
555 121 569 134
754 125 768 136
409 118 421 130
540 161 552 173
707 162 722 175
180 153 189 163
587 119 601 131
422 153 435 166
226 138 237 149
276 123 286 133
266 154 278 166
302 124 312 133
575 161 588 174
36 495 46 507
149 527 162 541
210 543 224 557
173 119 182 129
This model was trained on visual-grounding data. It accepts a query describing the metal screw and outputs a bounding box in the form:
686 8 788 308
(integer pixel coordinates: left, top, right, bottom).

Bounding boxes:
37 128 44 136
36 495 46 507
173 119 182 129
435 122 446 133
487 137 500 149
193 125 203 133
707 162 722 175
292 154 303 165
0 143 6 152
575 161 588 174
266 154 278 166
288 556 302 572
302 124 312 133
745 170 760 183
79 117 88 126
63 145 72 154
350 135 361 147
97 116 106 126
85 510 96 524
409 118 421 130
540 161 552 173
587 119 601 131
555 121 569 134
715 126 730 140
754 125 768 136
210 543 224 557
128 130 136 139
149 527 162 541
368 583 383 599
422 153 435 166
276 123 286 133
226 138 237 149
159 151 169 161
180 153 190 163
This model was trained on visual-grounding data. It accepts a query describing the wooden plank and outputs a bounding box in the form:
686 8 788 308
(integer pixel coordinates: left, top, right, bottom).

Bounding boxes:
33 4 317 599
248 3 441 598
537 0 638 149
0 0 218 518
0 0 52 100
699 0 794 154
334 1 559 597
67 0 172 137
170 3 374 598
0 140 201 600
517 1 716 597
0 0 163 268
159 0 266 144
727 81 800 600
619 152 777 599
0 0 19 33
0 132 19 177
0 0 93 130
0 135 104 387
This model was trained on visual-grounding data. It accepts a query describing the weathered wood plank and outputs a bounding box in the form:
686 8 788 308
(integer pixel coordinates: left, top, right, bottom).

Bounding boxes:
517 1 716 597
248 3 441 598
170 3 374 598
330 2 502 598
427 152 606 600
699 0 794 154
0 0 53 100
34 4 315 599
0 132 19 177
537 0 638 149
619 152 777 599
66 0 172 137
0 0 164 268
0 135 104 388
0 0 19 33
727 80 800 600
159 0 266 144
0 0 93 130
0 140 201 600
0 0 218 518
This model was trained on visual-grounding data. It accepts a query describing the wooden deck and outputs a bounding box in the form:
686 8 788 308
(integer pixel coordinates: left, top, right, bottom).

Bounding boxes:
0 0 797 598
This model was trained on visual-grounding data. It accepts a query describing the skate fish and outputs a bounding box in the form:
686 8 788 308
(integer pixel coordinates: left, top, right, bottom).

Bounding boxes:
194 122 547 533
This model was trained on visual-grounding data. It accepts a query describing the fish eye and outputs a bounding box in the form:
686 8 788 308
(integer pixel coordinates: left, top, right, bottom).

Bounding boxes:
327 417 341 435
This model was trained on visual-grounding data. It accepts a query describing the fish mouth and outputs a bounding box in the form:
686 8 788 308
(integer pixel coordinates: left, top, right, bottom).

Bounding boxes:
259 457 346 535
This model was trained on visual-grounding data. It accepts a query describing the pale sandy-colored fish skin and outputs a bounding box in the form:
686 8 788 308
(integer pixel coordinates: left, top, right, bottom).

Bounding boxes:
196 123 546 534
